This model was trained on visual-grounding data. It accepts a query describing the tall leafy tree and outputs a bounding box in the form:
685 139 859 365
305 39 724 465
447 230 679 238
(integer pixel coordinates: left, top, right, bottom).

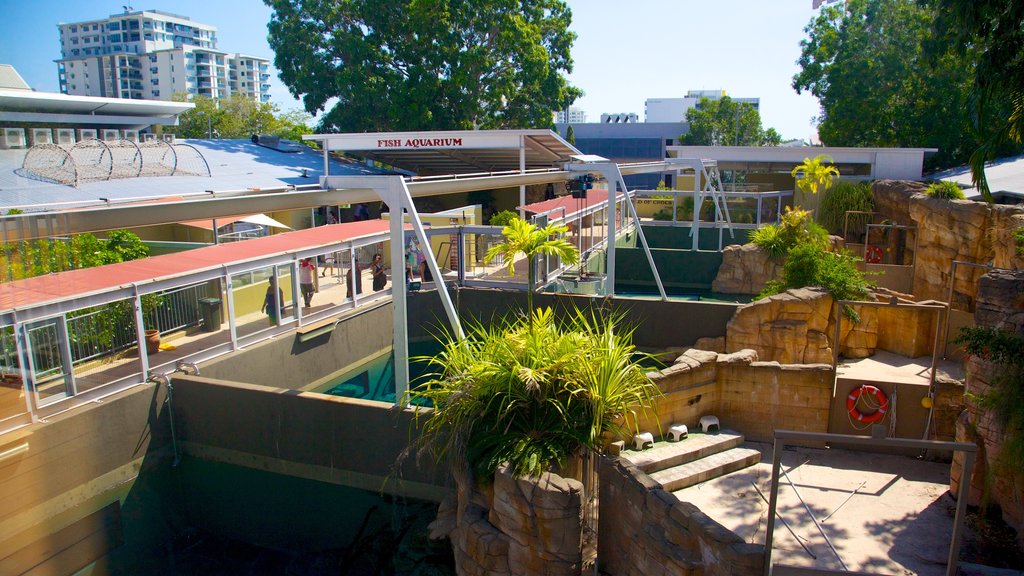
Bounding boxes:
265 0 583 131
928 0 1024 201
793 0 977 169
169 94 313 142
680 96 779 146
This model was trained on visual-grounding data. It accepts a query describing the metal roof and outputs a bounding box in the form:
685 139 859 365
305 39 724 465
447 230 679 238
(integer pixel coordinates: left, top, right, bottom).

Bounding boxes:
519 190 620 219
0 88 194 117
306 129 580 175
935 154 1024 198
0 139 390 211
0 220 392 313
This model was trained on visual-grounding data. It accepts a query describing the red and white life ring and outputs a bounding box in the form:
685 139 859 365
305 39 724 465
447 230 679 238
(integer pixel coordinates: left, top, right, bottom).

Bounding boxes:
865 245 883 264
847 384 889 423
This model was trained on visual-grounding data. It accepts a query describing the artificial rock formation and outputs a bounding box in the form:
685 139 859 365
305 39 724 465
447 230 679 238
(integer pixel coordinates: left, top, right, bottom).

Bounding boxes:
952 269 1024 543
711 243 781 295
435 462 585 576
872 180 1024 310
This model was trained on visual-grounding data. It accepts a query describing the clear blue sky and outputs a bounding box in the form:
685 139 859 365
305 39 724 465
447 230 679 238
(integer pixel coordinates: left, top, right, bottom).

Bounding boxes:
0 0 823 141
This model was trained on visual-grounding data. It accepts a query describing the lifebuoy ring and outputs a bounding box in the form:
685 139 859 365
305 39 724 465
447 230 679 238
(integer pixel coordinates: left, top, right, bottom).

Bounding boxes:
847 385 889 423
865 245 883 264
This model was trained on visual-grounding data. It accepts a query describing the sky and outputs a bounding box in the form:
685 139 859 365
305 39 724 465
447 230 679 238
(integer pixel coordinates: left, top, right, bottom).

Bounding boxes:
0 0 824 141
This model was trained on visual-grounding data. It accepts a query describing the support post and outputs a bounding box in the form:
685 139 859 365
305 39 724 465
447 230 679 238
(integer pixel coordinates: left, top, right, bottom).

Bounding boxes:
132 286 150 378
598 164 667 301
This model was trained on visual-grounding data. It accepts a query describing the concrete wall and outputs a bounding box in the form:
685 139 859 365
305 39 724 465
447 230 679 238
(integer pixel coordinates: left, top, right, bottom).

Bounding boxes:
0 383 179 575
430 288 741 350
635 349 835 444
170 375 443 502
201 301 394 389
598 456 764 576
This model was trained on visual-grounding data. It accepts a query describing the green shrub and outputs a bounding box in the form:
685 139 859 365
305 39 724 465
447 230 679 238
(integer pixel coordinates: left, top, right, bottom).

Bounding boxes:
817 180 874 236
925 181 966 200
1015 227 1024 256
758 243 871 320
489 210 519 227
409 307 659 480
750 207 828 259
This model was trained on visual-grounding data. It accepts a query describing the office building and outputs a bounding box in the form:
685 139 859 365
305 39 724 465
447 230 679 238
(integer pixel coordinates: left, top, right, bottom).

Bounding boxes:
56 9 271 102
645 90 759 123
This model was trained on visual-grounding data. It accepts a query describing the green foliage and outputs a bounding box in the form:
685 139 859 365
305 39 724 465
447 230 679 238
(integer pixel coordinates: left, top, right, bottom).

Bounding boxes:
266 0 583 132
1015 227 1024 256
488 210 520 227
680 96 781 146
817 180 874 236
170 94 313 142
793 0 983 170
955 326 1024 478
759 243 871 319
751 207 829 259
924 180 966 200
409 307 659 480
791 154 839 196
930 0 1024 201
1 230 149 281
565 124 576 145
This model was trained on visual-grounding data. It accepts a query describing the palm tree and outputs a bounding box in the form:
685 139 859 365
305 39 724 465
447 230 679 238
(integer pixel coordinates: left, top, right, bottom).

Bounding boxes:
484 217 579 316
791 154 840 196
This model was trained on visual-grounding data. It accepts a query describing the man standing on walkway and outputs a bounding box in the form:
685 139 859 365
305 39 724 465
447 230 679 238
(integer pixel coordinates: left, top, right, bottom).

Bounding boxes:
299 258 317 308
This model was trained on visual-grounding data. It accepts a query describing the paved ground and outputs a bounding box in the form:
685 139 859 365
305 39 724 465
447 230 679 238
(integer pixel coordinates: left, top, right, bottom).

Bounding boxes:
674 442 962 576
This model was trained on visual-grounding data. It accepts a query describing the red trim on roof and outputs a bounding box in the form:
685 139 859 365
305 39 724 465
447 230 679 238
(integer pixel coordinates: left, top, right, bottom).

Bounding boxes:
0 220 394 311
519 190 623 219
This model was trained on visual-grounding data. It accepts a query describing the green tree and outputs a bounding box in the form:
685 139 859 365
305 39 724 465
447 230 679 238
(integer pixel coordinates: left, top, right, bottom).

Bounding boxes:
928 0 1024 201
265 0 583 132
793 0 978 169
680 96 778 146
565 123 576 145
484 218 579 316
169 94 313 142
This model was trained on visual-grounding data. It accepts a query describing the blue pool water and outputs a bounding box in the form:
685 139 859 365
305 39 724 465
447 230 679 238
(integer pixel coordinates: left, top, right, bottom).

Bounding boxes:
319 341 440 403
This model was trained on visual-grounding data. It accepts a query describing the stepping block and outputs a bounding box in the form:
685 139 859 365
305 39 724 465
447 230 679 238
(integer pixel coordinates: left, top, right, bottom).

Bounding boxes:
699 415 720 433
633 432 654 451
668 424 689 441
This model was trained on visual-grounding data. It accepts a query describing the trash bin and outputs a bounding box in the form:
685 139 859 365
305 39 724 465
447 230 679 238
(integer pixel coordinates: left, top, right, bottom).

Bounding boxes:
198 297 222 332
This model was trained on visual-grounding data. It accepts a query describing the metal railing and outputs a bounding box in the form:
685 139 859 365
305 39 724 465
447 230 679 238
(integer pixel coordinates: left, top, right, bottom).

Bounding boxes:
151 282 210 334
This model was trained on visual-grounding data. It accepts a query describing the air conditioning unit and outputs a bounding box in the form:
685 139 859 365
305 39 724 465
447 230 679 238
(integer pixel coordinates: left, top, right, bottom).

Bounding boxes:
101 129 120 142
140 133 157 142
122 130 139 142
77 129 98 141
0 128 26 149
161 134 175 144
29 128 53 146
55 128 76 146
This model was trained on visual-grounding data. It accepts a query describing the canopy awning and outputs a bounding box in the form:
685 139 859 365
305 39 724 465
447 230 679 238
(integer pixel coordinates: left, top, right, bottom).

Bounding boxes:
178 213 292 231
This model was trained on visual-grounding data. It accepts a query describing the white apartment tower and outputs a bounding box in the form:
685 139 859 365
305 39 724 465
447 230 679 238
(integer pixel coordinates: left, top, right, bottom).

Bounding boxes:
56 9 271 103
555 106 587 124
645 90 760 123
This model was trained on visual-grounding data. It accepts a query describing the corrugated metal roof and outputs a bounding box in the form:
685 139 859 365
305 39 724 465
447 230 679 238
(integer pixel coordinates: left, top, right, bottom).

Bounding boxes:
0 219 393 312
936 154 1024 198
520 190 618 219
0 139 391 211
0 87 193 116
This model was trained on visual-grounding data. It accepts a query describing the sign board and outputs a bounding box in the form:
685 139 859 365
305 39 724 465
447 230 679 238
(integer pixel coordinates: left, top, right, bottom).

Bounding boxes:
316 131 524 152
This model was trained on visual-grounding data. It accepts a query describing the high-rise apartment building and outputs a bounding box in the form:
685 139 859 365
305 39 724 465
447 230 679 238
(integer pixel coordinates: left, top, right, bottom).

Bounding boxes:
554 106 587 124
56 9 271 103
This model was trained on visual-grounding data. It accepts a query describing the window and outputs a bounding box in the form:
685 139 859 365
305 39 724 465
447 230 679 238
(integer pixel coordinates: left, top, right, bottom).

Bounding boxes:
70 25 77 32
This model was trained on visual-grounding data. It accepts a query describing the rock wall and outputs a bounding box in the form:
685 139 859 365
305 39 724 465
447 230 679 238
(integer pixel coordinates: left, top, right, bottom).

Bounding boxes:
632 348 834 444
873 180 1024 311
711 243 781 295
437 463 585 576
951 269 1024 543
597 456 764 576
725 287 941 365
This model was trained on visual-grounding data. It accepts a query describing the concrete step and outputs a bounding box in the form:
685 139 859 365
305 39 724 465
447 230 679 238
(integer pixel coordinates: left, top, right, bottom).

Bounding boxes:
653 447 762 492
621 430 745 474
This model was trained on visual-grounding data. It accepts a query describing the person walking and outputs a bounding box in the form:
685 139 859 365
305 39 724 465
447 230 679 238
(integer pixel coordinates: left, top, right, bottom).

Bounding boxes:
346 253 363 298
299 258 316 308
261 278 284 326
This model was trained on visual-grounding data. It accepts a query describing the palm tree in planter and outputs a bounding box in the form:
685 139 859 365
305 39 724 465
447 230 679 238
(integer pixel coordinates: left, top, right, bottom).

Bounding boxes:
484 217 579 318
410 307 659 480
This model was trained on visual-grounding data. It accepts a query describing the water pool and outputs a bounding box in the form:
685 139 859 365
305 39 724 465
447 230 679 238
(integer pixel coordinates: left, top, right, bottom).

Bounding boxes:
317 341 440 403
